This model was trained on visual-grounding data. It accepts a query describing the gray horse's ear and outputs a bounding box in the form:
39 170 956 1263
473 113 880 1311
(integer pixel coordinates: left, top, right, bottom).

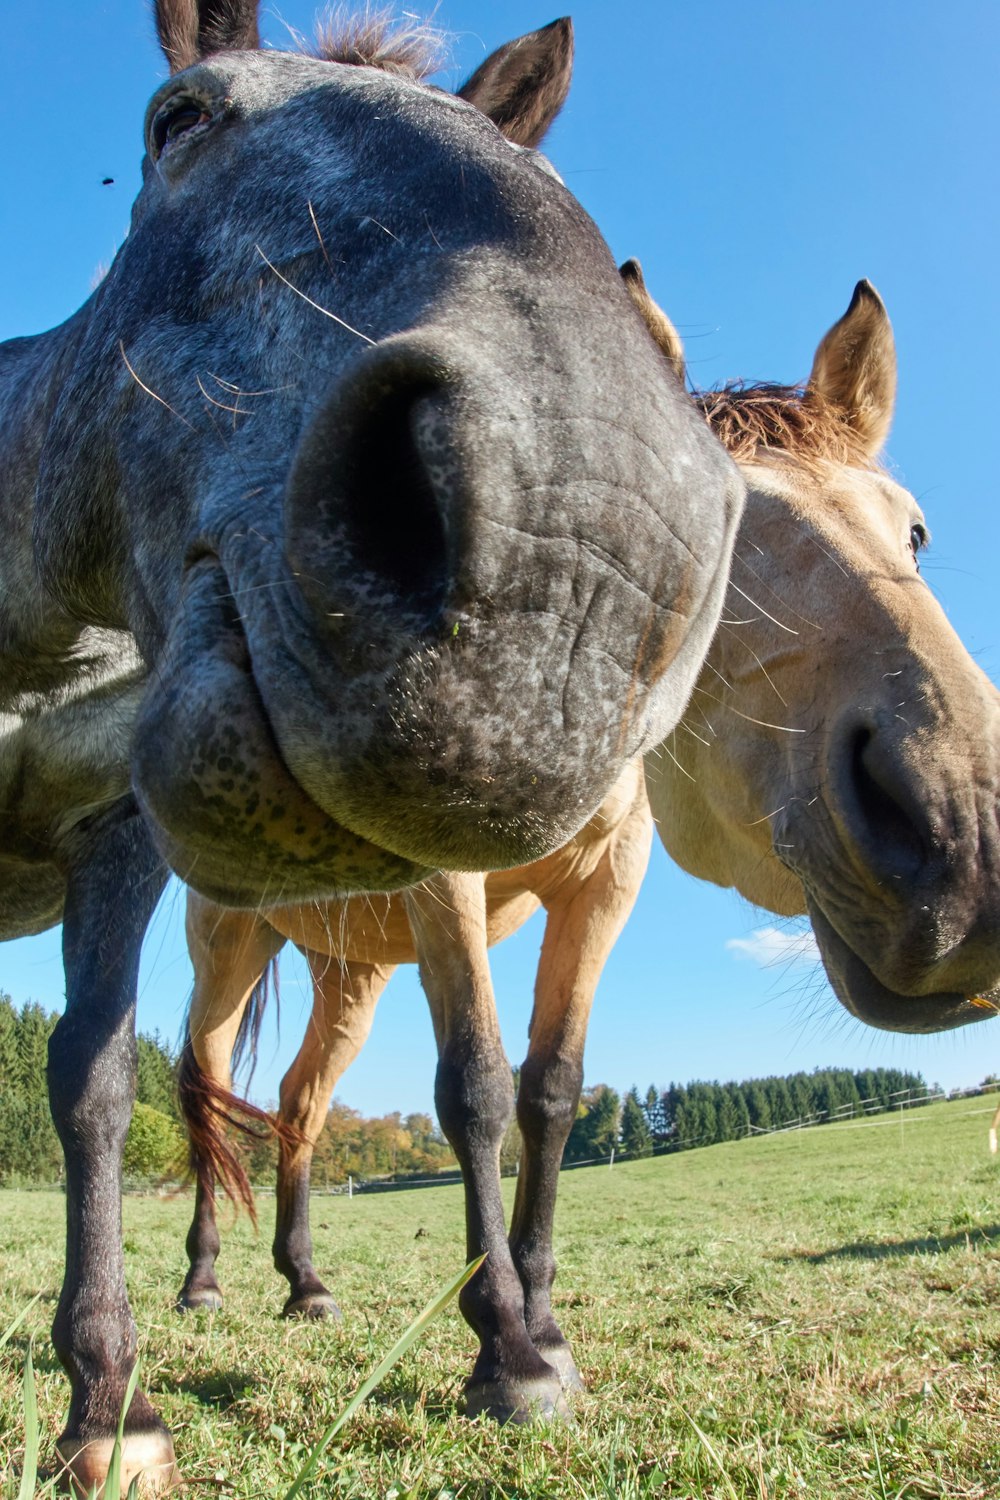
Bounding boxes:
457 18 573 147
620 260 687 385
154 0 261 75
807 279 897 456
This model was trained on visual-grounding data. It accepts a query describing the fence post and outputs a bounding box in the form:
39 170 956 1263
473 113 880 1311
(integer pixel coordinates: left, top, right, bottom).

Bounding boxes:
348 1174 353 1199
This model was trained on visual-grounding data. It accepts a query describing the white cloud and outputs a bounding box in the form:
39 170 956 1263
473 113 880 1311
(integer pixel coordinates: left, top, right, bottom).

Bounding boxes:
726 925 820 968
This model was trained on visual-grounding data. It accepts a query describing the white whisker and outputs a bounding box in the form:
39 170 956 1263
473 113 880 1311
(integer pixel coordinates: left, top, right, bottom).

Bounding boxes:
307 199 334 271
719 624 789 706
662 735 695 782
119 341 194 428
728 582 799 636
255 246 376 345
692 686 805 734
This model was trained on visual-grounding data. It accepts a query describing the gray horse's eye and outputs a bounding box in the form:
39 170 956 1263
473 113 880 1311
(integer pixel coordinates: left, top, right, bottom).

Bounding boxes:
150 97 212 159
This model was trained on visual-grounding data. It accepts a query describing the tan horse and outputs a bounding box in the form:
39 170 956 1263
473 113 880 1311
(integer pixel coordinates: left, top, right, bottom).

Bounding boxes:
179 760 651 1418
179 276 1000 1423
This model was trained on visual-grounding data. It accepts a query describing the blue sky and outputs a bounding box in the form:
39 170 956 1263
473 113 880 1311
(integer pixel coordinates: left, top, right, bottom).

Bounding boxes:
3 1 998 1115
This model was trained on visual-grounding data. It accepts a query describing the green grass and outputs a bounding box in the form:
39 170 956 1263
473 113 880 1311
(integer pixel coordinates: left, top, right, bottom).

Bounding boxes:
1 1097 998 1498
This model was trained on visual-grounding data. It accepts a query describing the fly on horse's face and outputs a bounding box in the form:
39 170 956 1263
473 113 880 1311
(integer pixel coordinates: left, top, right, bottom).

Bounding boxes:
31 13 742 908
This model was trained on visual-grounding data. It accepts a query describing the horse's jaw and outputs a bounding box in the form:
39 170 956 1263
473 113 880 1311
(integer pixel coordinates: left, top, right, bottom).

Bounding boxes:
806 899 998 1034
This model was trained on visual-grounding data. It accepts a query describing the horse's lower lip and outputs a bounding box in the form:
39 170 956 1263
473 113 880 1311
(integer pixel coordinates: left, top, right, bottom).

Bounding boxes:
806 900 996 1034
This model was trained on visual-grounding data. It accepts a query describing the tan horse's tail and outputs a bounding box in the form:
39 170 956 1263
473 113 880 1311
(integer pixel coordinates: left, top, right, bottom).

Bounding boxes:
231 957 279 1086
178 960 297 1228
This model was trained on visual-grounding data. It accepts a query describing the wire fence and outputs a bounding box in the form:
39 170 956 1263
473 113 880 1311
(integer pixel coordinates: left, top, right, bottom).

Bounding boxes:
247 1081 1000 1200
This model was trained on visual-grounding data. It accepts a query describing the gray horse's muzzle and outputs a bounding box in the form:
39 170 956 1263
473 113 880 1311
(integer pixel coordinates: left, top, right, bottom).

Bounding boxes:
135 323 741 899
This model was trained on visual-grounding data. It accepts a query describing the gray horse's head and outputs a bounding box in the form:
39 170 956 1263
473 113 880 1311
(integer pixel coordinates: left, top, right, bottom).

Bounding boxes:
34 2 742 904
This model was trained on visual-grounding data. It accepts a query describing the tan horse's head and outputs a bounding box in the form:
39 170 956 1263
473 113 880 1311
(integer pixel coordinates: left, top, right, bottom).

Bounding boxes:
628 267 1000 1034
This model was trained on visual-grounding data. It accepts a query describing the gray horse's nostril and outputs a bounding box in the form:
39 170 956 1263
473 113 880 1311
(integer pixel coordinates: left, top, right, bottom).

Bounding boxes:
337 379 450 607
286 359 452 616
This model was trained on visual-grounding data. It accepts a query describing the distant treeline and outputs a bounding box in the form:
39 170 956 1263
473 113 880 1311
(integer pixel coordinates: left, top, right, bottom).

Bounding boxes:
240 1101 458 1185
564 1066 938 1164
0 994 456 1186
0 992 975 1187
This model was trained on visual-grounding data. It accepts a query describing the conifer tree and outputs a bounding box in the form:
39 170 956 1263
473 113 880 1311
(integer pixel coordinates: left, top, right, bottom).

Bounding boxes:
621 1087 653 1157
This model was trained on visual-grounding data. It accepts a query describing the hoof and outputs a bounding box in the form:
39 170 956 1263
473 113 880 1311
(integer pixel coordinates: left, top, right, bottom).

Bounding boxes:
282 1292 342 1321
176 1287 223 1313
535 1342 585 1393
57 1432 180 1497
465 1373 571 1425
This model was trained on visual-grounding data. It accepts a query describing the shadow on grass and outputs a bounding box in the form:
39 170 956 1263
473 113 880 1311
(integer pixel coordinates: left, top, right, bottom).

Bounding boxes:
780 1223 1000 1263
175 1369 260 1408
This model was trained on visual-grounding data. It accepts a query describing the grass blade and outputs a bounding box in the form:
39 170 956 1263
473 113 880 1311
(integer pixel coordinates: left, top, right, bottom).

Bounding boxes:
104 1357 143 1500
18 1344 39 1500
282 1254 485 1500
1 1295 42 1354
674 1401 741 1500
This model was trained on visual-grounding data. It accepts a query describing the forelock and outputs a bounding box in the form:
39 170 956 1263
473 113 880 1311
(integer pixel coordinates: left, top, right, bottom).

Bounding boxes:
305 7 447 79
696 382 883 475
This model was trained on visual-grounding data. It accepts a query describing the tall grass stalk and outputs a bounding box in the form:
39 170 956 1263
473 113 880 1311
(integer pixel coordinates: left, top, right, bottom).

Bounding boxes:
282 1254 485 1499
16 1346 38 1500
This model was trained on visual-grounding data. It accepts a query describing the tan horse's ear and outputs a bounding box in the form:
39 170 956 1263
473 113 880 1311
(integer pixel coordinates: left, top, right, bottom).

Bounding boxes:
619 259 686 385
457 19 573 148
155 0 261 75
807 279 897 457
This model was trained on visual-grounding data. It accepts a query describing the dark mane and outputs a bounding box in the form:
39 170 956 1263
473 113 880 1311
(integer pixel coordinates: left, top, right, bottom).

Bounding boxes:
306 7 446 79
695 382 881 472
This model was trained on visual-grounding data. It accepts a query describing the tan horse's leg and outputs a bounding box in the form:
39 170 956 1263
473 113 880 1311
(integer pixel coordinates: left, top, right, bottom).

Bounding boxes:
990 1097 1000 1154
405 873 566 1422
509 791 652 1387
178 895 284 1312
274 952 394 1318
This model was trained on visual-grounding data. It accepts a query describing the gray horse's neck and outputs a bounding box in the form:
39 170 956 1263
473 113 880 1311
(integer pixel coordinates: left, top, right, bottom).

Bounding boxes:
0 308 114 701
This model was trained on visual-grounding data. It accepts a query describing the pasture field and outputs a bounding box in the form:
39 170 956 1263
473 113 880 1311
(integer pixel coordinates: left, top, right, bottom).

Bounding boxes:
1 1097 998 1499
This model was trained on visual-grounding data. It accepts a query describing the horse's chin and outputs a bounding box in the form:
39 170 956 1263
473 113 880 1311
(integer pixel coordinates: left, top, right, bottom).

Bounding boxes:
806 900 998 1034
132 559 434 906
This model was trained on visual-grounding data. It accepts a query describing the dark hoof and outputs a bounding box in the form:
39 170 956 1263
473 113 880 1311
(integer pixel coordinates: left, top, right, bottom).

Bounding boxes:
282 1292 342 1321
465 1373 571 1424
58 1431 180 1496
535 1342 585 1393
175 1287 223 1313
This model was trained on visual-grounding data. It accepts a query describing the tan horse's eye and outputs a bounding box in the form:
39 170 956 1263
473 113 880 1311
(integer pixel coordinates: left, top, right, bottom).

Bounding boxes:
909 523 929 570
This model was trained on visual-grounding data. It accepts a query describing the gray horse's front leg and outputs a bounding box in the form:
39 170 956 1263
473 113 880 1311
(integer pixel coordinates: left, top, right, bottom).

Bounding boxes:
47 800 176 1495
406 874 566 1424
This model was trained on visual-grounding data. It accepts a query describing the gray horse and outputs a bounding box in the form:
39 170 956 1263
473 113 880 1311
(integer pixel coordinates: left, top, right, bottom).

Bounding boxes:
1 2 742 1491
